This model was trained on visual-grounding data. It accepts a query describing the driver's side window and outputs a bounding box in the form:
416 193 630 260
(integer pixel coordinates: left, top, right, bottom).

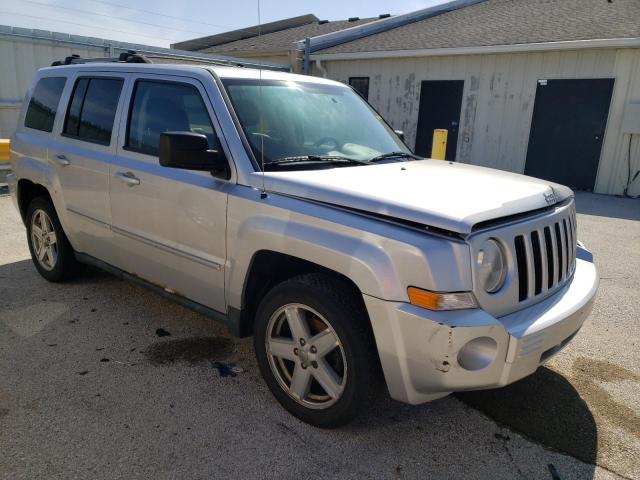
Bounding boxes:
126 80 219 157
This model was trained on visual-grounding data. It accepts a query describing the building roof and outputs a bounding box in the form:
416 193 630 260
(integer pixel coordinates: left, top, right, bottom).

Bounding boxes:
174 16 377 55
315 0 640 54
171 14 318 51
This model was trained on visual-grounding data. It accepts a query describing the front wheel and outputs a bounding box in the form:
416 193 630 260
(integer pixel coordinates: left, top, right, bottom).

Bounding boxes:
254 274 380 428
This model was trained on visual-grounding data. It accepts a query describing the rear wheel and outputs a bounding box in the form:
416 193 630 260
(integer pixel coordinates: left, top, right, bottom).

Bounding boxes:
254 274 380 427
26 197 81 282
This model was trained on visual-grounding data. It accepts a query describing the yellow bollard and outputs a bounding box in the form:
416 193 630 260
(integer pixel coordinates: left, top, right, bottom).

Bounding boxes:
430 129 448 160
0 139 10 163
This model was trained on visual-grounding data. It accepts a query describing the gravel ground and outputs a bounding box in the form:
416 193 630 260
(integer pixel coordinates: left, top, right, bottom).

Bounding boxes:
0 192 638 480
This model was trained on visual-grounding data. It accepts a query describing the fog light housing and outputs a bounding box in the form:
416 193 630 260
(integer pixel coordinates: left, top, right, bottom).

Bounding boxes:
457 337 498 371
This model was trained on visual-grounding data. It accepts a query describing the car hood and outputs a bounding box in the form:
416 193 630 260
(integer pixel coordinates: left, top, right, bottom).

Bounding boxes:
252 160 573 235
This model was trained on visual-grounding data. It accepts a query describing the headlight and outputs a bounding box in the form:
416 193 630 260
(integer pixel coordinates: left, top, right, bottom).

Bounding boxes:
477 239 507 293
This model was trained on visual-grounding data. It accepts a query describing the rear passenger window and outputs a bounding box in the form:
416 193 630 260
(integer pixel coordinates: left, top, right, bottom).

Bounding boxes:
126 80 217 156
24 77 66 132
63 77 124 145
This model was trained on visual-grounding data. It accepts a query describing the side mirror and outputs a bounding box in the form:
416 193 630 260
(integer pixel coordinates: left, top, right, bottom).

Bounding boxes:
159 132 230 180
394 130 405 142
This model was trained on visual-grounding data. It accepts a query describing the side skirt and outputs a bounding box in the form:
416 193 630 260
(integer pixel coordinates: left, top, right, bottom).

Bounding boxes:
74 252 230 329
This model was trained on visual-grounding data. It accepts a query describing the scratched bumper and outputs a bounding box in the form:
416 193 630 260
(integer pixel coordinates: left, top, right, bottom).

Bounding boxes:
364 257 598 405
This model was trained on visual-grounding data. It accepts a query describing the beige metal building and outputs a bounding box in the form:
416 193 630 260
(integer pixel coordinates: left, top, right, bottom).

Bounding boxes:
305 0 640 196
0 25 288 139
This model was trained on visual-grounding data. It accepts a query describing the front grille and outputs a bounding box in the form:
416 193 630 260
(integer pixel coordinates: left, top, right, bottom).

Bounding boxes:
513 207 577 302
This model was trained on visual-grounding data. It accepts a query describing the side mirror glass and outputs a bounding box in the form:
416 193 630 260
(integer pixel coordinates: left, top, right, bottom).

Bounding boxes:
394 130 405 142
159 132 230 180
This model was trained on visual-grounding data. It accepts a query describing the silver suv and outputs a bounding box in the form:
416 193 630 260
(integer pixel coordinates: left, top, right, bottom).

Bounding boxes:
8 61 598 427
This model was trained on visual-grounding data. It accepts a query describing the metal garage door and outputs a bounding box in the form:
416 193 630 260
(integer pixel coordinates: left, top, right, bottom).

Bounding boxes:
524 78 614 191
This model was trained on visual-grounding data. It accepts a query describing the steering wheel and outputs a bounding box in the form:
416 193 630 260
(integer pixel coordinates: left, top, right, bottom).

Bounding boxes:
314 137 342 150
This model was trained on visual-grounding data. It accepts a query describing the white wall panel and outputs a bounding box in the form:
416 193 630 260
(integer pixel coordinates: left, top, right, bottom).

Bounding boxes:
318 48 640 195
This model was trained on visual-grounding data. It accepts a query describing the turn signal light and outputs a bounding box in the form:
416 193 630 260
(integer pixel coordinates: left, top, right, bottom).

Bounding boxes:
407 287 477 311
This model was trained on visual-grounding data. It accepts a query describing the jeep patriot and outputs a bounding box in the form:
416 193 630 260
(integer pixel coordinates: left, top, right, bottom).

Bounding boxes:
7 60 598 427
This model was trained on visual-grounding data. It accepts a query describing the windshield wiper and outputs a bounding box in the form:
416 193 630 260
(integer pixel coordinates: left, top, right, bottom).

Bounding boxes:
368 151 422 163
266 155 368 166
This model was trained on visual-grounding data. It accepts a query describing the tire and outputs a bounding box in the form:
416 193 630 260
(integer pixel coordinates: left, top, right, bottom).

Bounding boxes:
26 196 82 282
254 273 380 428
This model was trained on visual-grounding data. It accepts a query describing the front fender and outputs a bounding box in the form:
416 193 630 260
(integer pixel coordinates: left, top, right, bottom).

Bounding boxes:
228 215 397 307
225 187 472 309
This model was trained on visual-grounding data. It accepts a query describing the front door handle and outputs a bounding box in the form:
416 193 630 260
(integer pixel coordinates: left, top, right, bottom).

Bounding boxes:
115 171 140 187
54 154 70 167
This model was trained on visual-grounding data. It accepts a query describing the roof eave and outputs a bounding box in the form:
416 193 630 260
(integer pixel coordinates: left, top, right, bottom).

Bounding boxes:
302 0 485 53
310 37 640 61
204 48 290 58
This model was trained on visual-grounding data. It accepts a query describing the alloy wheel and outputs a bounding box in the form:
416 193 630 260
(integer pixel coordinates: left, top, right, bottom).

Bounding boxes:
30 209 58 271
265 303 347 409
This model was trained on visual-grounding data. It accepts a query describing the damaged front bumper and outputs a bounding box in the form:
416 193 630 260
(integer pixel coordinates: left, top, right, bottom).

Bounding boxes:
364 257 598 405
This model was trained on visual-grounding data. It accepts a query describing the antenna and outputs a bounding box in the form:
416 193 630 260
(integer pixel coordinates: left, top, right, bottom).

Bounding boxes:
258 0 267 199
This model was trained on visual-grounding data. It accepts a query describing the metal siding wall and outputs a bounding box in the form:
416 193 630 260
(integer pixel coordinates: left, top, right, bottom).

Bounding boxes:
0 32 288 139
319 48 640 195
0 37 99 138
596 49 640 196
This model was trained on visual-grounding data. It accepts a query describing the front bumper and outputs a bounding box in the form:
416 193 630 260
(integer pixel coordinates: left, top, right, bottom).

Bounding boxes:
364 257 598 405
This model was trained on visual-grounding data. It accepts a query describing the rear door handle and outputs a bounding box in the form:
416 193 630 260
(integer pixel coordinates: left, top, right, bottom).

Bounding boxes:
54 154 70 167
114 171 140 186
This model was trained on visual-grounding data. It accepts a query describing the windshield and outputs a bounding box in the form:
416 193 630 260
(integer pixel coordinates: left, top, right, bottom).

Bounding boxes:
221 78 412 170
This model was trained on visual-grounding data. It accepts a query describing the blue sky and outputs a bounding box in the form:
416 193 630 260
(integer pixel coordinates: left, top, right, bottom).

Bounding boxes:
1 0 445 47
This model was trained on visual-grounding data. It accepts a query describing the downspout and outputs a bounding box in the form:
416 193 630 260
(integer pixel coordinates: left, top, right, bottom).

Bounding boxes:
315 59 327 78
303 37 310 75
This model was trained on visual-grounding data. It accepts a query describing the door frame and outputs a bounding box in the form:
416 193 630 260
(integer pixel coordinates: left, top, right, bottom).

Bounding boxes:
109 72 234 312
48 71 130 258
414 79 465 160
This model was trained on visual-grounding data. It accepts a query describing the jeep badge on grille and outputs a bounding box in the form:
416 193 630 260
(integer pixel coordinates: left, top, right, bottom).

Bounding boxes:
544 189 557 205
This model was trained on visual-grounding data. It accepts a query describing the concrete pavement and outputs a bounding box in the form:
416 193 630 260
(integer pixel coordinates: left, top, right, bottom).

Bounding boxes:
1 192 638 480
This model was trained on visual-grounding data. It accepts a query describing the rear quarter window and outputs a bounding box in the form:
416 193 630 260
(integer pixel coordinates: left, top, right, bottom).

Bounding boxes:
63 77 124 145
24 77 67 132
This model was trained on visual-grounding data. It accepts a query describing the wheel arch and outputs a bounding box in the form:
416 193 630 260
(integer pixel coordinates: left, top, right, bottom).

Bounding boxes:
17 179 53 224
229 250 368 338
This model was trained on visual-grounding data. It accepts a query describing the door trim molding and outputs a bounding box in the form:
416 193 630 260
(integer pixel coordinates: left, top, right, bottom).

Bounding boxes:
67 207 110 227
111 225 223 270
68 207 223 271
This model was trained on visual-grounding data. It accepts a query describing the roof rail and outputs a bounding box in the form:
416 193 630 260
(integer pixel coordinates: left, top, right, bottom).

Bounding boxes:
51 50 151 66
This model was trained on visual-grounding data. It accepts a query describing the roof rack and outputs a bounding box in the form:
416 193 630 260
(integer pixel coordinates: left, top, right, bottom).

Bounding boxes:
51 50 151 66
